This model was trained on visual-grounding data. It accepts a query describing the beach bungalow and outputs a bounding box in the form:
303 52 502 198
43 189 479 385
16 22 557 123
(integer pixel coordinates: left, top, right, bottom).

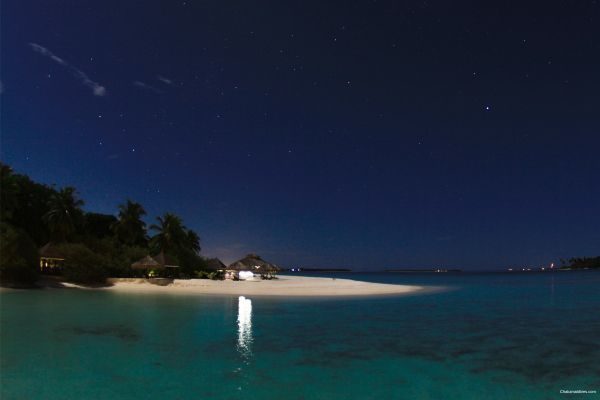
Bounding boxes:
131 255 162 274
39 242 65 273
152 252 179 269
131 252 180 278
205 258 227 271
228 254 280 280
204 258 232 279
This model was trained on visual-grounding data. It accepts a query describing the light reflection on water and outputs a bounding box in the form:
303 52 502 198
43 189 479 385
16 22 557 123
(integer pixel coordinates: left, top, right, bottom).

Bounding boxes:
237 296 253 359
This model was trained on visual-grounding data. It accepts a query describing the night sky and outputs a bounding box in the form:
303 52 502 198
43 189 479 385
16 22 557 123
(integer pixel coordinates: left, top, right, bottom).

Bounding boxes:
2 1 599 269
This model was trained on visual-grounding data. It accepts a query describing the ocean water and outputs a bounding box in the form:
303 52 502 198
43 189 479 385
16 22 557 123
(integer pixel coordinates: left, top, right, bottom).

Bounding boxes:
1 271 599 399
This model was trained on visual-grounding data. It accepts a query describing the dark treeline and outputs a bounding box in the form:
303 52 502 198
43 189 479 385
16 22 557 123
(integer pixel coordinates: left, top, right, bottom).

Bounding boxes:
0 163 215 285
560 257 600 270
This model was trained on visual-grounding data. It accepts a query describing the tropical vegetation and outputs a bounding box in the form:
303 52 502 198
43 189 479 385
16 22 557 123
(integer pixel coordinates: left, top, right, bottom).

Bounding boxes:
0 163 211 285
560 257 600 270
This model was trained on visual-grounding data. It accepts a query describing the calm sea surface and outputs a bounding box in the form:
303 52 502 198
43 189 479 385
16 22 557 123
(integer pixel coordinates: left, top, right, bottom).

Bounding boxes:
1 271 599 399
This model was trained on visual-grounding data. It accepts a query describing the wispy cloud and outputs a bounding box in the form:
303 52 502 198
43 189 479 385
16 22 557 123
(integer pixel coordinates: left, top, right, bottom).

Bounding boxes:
157 75 173 85
29 42 107 97
133 81 163 94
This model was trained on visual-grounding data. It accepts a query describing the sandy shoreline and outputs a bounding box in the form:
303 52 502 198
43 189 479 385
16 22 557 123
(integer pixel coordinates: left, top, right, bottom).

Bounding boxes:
71 275 425 297
1 276 426 297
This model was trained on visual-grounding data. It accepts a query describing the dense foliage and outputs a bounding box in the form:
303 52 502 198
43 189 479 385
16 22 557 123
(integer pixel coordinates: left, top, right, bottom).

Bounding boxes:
0 163 212 285
57 243 109 284
1 164 54 245
0 223 39 285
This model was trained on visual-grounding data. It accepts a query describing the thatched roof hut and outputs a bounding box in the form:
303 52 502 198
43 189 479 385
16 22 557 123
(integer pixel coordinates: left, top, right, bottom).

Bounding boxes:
229 254 280 274
205 258 227 271
131 252 180 270
39 242 65 260
39 242 65 271
152 252 179 268
131 255 163 270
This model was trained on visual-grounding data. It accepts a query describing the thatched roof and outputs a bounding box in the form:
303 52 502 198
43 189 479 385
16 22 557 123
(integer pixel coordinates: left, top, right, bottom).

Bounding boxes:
152 252 179 268
39 242 65 259
131 255 163 270
205 258 227 270
131 252 179 269
228 254 280 273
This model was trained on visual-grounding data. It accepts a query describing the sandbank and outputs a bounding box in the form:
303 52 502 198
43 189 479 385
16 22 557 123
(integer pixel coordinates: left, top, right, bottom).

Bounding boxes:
94 275 424 297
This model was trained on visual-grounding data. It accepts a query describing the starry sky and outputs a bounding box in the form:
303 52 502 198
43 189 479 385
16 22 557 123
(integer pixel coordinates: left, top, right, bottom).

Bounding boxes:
2 0 599 269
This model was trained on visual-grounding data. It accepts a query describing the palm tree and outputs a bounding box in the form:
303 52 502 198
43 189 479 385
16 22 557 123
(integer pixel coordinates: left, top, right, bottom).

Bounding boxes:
186 229 201 253
113 200 148 246
43 187 84 242
149 213 187 253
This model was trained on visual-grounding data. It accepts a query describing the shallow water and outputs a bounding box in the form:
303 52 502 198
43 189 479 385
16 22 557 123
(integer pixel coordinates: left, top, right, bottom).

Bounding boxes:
1 271 599 399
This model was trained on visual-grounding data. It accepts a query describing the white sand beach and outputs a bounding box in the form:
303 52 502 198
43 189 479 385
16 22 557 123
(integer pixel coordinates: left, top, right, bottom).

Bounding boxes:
90 275 424 297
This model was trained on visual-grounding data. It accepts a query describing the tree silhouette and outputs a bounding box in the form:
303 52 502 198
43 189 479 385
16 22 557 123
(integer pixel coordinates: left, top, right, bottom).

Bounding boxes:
186 229 201 253
150 213 187 253
43 187 84 242
113 200 148 246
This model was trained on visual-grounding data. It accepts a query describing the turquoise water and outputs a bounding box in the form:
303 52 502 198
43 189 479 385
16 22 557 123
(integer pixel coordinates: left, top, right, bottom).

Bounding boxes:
1 271 599 399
